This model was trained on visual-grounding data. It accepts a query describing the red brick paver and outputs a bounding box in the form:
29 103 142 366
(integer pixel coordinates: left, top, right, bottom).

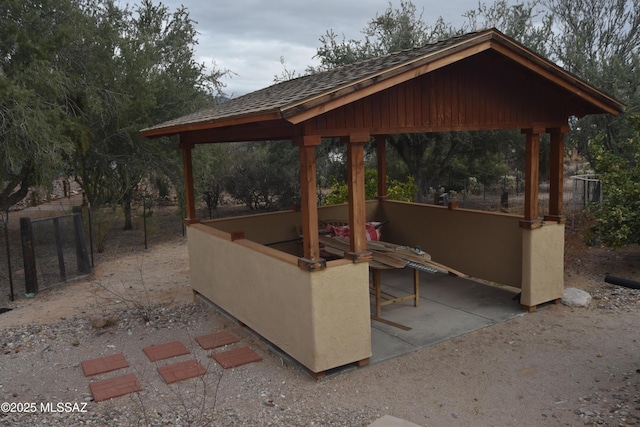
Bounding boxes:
195 330 239 350
157 360 206 384
143 341 189 362
212 346 262 369
81 353 129 377
89 373 142 402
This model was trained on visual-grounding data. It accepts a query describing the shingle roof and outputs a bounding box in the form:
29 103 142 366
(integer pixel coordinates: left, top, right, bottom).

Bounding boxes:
141 30 486 135
141 28 624 137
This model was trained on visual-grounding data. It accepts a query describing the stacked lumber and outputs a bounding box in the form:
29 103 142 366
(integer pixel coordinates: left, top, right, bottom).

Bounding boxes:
319 235 466 276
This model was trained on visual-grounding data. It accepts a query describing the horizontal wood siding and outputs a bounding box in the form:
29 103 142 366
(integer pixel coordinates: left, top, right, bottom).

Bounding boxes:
304 51 576 136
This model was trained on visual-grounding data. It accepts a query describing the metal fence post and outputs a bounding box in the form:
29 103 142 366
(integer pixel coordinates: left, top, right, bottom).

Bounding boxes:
20 217 38 295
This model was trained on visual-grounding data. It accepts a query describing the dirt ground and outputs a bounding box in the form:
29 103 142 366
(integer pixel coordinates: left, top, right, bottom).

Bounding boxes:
1 207 640 426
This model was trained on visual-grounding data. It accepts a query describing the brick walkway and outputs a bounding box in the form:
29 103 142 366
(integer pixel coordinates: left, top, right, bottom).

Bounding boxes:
82 330 261 402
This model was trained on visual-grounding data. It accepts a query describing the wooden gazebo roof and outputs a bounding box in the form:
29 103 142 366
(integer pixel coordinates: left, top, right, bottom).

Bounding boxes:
141 28 624 264
141 28 624 142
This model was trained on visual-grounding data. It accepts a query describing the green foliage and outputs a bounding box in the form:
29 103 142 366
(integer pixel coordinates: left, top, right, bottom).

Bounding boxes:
543 0 640 160
587 116 640 246
0 0 81 210
224 141 300 211
462 0 553 56
67 0 226 228
387 176 419 202
0 0 227 227
193 144 231 218
312 1 550 202
322 170 417 205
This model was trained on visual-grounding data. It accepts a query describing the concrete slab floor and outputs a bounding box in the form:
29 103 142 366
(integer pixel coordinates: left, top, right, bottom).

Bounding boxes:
369 268 525 365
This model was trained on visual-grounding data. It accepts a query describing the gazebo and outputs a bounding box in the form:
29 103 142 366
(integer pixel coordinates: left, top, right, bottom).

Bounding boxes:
141 29 624 375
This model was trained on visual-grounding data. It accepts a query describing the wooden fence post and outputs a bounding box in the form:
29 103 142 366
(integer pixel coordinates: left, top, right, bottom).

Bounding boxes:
72 207 91 274
20 217 38 294
52 217 67 282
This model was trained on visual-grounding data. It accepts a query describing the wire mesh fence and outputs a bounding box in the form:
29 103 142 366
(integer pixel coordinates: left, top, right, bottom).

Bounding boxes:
1 197 185 307
435 173 601 218
1 209 91 304
27 211 91 291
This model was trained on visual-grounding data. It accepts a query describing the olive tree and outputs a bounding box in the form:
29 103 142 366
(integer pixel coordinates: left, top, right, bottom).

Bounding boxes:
0 0 84 211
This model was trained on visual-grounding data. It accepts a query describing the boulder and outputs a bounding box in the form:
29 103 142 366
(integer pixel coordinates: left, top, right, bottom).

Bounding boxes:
562 287 592 307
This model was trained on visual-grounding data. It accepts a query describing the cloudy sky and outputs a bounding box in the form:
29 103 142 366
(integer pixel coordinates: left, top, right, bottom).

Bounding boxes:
160 1 480 96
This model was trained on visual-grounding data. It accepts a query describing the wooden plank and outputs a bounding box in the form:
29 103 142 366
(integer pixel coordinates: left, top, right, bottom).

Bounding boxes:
319 235 405 268
370 316 412 331
403 82 413 125
368 238 466 276
365 240 432 262
421 258 468 277
375 135 387 198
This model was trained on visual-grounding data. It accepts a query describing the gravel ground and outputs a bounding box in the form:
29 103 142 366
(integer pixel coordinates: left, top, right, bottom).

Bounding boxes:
0 237 639 427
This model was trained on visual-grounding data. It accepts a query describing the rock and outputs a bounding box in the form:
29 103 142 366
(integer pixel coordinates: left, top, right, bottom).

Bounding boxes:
562 288 592 307
90 315 108 329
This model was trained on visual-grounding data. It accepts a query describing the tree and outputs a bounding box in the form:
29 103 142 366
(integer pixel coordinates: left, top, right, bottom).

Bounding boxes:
587 115 640 246
542 0 640 161
71 0 226 229
312 1 550 201
193 144 232 218
224 141 300 211
462 0 553 56
0 0 84 211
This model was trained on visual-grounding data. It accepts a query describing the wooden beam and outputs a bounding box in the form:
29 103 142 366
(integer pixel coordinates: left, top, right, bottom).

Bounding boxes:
301 121 569 139
347 132 370 254
179 140 197 224
375 135 388 198
141 111 283 138
546 128 566 222
521 128 542 224
295 135 322 261
180 120 301 144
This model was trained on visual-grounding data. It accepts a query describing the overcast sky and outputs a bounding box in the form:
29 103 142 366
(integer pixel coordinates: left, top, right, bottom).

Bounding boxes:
160 1 480 97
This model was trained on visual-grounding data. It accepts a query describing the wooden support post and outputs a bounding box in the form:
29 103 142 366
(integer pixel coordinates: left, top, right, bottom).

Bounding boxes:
545 127 567 223
520 128 543 229
295 135 322 262
375 135 388 199
347 132 370 255
180 140 198 225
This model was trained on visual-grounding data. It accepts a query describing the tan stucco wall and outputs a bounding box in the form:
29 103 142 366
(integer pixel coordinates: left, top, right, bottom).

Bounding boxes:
521 222 565 306
204 202 381 256
205 203 379 242
377 200 523 288
204 210 301 245
187 223 371 373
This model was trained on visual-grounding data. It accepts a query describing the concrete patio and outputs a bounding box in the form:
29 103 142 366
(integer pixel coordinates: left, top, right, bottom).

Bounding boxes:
369 268 526 365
